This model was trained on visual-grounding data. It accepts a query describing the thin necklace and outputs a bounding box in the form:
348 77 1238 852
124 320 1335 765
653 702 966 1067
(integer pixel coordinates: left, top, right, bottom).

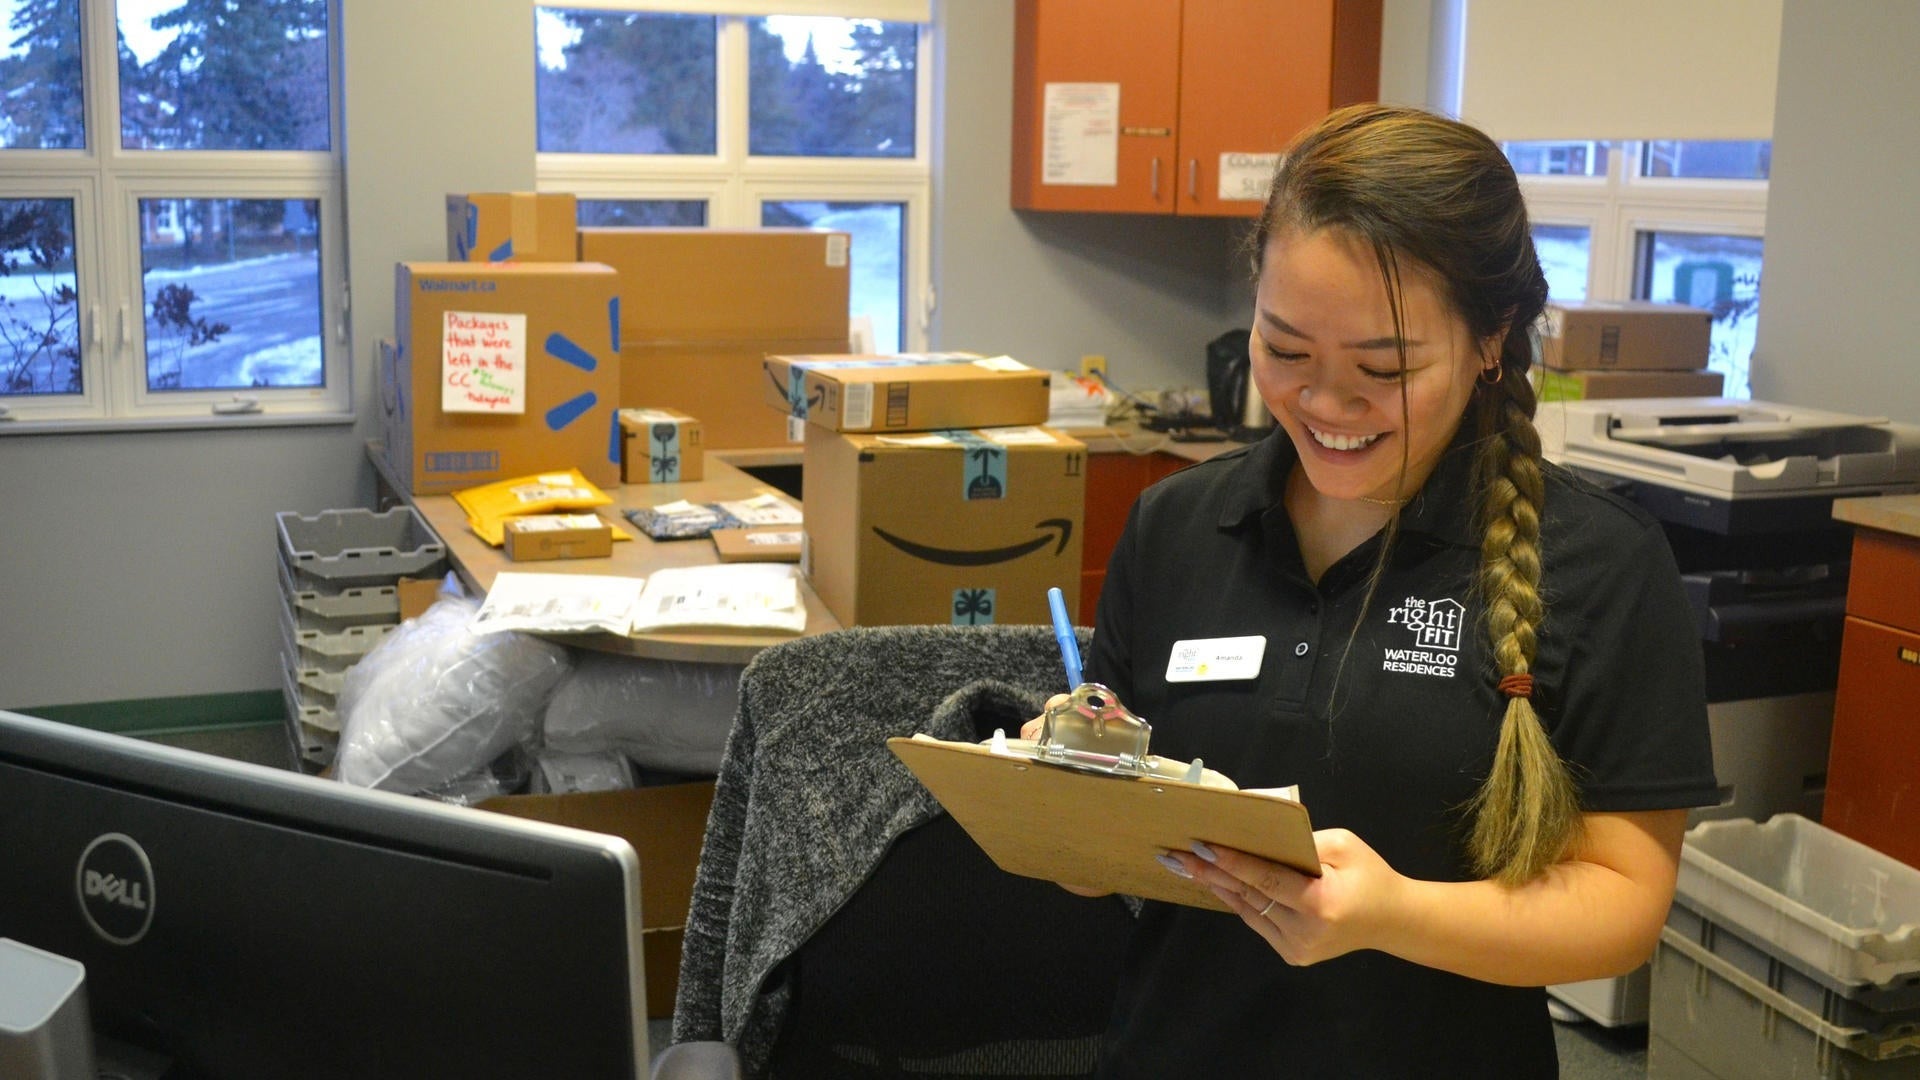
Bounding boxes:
1355 494 1411 507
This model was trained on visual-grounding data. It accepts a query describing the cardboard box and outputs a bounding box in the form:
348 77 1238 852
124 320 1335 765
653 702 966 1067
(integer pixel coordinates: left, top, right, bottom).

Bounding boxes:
764 353 1053 436
803 425 1086 627
446 192 578 263
619 408 705 484
580 228 850 448
1541 301 1714 370
711 526 804 563
503 514 615 562
478 782 715 1019
1534 367 1725 402
390 262 622 495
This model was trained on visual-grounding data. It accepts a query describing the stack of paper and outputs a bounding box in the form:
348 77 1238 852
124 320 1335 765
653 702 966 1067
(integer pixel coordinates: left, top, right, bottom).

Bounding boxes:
630 564 808 634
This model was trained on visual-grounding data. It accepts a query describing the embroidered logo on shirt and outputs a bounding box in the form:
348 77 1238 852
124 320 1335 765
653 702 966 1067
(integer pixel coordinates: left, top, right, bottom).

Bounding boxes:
1381 595 1463 678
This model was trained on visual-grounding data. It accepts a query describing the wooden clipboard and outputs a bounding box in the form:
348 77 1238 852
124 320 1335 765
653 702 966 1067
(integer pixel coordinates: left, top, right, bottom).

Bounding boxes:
888 736 1319 911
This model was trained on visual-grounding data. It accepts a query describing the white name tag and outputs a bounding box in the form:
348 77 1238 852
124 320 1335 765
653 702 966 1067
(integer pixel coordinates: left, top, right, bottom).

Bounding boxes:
1165 636 1266 682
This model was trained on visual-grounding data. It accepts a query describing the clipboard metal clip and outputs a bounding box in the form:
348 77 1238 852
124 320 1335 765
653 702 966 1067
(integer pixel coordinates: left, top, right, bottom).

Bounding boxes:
1034 683 1207 784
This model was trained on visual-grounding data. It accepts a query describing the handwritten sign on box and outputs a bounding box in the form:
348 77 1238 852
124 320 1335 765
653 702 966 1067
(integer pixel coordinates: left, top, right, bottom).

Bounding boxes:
442 310 527 414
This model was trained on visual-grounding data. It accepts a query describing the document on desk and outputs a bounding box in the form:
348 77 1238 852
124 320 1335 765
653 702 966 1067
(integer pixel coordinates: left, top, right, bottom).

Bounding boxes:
628 564 808 634
469 572 647 636
889 735 1319 911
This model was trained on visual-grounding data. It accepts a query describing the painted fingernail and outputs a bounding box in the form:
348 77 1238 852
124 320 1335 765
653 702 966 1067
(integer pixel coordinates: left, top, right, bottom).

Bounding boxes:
1155 853 1192 879
1190 842 1219 863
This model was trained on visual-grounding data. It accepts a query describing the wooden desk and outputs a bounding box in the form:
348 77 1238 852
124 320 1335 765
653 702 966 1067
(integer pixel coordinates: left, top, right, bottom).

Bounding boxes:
367 443 838 664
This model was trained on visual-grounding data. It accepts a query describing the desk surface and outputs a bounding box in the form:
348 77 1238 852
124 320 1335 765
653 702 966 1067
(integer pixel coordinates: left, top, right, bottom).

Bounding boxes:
370 444 840 664
1834 493 1920 540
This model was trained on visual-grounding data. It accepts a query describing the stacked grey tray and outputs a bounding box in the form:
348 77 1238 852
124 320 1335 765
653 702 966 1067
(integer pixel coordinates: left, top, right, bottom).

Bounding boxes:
1648 814 1920 1078
275 507 447 772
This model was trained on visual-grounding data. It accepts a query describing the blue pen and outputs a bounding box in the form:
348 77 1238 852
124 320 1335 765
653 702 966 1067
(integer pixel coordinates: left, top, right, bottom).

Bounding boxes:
1047 586 1083 690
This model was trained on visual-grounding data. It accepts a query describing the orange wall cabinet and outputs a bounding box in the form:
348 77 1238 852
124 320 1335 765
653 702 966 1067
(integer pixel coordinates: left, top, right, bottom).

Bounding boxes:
1011 0 1382 217
1824 527 1920 869
1079 450 1191 624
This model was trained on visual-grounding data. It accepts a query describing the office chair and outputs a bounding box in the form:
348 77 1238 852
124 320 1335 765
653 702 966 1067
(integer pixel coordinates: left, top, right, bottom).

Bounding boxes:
661 625 1136 1080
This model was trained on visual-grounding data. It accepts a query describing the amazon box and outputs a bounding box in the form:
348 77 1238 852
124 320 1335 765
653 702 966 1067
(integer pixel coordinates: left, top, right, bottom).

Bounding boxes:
1532 366 1724 402
619 408 705 484
580 227 850 449
1541 301 1713 371
712 526 803 563
446 192 578 263
802 424 1086 627
763 352 1053 437
390 262 622 495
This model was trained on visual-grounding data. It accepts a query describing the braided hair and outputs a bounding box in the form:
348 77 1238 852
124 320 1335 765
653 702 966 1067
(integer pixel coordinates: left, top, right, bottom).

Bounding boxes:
1253 103 1580 885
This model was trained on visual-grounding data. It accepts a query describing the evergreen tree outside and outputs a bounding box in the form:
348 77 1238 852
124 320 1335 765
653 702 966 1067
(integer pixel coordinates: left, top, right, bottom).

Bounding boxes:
537 9 716 155
748 17 915 158
0 0 86 149
123 0 329 151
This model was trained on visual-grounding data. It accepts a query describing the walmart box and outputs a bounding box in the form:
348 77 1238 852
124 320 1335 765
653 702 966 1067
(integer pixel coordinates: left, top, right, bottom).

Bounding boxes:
390 262 622 494
802 424 1085 627
446 192 578 263
764 353 1053 438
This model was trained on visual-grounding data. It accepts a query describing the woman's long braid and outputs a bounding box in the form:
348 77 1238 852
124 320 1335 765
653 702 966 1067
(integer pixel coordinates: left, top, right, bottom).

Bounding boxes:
1466 371 1583 885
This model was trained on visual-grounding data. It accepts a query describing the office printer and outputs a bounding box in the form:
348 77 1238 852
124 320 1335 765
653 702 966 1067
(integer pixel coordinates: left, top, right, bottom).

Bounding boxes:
1536 398 1920 1026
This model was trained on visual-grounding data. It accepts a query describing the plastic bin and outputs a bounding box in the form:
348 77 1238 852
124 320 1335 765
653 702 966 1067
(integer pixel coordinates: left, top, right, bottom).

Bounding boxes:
280 666 338 774
276 507 446 587
1668 901 1920 1024
277 555 401 628
1678 815 1920 995
279 601 393 671
1648 928 1920 1079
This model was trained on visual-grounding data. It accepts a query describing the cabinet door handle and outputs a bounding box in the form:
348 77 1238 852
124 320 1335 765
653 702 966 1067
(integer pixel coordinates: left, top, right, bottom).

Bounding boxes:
1150 158 1161 201
1188 158 1199 200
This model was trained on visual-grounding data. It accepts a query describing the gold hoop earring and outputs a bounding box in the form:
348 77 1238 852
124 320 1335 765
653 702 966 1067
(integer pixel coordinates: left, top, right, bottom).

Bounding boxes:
1478 363 1505 386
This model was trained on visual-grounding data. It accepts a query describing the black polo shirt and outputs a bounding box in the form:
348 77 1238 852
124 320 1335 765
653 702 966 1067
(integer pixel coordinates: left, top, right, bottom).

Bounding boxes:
1087 428 1716 1079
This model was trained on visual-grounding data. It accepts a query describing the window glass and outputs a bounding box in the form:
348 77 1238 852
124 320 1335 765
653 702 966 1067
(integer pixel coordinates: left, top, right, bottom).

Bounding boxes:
1 197 81 396
1641 140 1770 180
0 0 86 149
117 0 331 151
748 17 915 158
1531 224 1591 303
536 8 716 155
578 198 707 228
1638 230 1763 399
140 197 323 391
764 199 900 352
1503 140 1608 177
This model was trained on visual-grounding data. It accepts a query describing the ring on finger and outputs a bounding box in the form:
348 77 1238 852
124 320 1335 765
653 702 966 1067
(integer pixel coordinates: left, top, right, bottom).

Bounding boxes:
1257 897 1277 918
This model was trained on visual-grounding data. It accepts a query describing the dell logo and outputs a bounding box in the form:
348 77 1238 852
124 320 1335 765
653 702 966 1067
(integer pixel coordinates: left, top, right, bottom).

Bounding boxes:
75 833 157 945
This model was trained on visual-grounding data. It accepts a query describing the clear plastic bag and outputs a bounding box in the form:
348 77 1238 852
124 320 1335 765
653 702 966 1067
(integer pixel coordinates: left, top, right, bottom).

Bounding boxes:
528 749 636 795
335 595 572 794
542 651 742 774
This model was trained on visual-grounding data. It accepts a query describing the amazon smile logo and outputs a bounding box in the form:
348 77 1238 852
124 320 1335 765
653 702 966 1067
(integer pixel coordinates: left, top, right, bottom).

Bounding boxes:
871 519 1073 566
769 367 826 415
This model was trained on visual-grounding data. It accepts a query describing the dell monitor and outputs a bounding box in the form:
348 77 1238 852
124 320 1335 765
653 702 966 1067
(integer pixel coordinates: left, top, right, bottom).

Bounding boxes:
0 709 649 1078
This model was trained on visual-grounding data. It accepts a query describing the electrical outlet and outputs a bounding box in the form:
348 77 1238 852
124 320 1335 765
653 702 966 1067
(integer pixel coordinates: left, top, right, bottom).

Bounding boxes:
1078 354 1107 379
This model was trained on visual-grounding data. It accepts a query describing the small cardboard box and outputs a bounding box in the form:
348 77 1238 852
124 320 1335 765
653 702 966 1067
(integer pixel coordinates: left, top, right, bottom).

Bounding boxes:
712 526 804 563
803 424 1086 627
764 353 1053 437
503 514 615 562
478 782 716 1020
446 192 579 263
1534 367 1725 402
619 408 705 484
1541 301 1714 370
390 262 622 495
580 227 850 448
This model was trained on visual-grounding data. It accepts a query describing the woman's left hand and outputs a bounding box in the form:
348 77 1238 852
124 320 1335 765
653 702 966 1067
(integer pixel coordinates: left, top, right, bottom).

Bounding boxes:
1164 829 1408 966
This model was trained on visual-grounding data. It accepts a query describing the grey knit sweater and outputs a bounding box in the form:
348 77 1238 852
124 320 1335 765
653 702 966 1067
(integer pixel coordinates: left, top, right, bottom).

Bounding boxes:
670 624 1092 1077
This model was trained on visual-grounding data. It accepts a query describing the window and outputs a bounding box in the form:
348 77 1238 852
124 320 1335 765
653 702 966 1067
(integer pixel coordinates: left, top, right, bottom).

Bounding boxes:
0 0 345 427
1510 139 1768 399
535 3 931 354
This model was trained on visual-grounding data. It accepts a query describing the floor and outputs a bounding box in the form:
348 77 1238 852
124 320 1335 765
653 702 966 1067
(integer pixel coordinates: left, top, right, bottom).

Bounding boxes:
158 722 1654 1078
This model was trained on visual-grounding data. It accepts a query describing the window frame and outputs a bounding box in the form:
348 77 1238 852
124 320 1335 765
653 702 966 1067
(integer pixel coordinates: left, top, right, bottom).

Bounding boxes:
535 2 934 353
0 0 350 431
